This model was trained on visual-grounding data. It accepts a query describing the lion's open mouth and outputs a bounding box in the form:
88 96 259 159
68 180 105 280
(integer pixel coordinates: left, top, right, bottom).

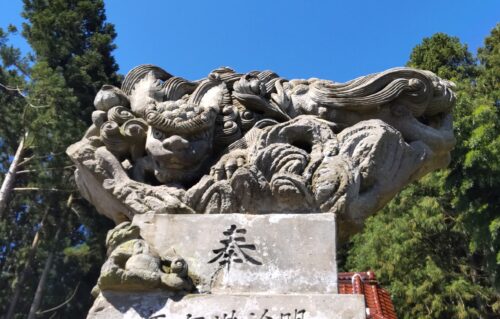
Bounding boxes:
154 159 188 170
417 112 447 130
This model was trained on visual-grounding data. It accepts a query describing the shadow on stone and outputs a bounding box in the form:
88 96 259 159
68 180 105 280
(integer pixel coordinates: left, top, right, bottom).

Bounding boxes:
88 291 188 319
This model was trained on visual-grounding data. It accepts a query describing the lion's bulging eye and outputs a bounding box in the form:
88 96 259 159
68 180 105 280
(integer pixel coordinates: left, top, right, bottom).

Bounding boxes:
152 128 166 140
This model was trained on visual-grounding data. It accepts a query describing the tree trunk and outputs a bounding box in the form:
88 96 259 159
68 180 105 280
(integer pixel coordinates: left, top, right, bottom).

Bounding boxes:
4 208 48 319
0 133 26 220
26 197 70 319
27 250 54 319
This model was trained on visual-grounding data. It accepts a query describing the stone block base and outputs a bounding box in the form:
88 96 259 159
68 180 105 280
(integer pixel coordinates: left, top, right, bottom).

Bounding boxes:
134 213 338 294
88 292 366 319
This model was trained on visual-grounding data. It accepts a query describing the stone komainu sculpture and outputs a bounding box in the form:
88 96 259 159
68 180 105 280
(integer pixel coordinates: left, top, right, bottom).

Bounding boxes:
68 65 455 244
94 221 193 293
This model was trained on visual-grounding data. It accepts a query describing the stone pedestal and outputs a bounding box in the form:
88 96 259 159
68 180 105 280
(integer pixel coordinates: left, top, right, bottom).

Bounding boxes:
89 292 366 319
88 214 367 319
68 65 457 319
135 213 338 294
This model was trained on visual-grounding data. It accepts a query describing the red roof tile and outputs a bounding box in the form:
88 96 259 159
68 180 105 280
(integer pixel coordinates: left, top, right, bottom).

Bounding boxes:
338 272 397 319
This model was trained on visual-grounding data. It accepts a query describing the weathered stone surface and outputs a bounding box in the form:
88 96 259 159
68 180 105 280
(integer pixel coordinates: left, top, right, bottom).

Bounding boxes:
133 213 337 294
93 222 194 294
88 292 366 319
66 65 456 318
67 66 456 239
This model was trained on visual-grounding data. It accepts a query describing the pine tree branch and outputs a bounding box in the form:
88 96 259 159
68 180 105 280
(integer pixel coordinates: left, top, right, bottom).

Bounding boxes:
12 61 30 79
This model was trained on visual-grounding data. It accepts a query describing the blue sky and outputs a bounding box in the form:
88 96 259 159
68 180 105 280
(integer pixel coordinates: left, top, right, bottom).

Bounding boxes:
0 0 498 82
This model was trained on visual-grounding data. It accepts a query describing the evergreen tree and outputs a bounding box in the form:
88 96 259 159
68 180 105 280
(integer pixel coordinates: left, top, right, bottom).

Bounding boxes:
0 26 29 220
407 32 477 81
477 24 500 105
456 23 500 295
0 26 31 316
22 0 120 122
347 29 500 318
0 1 118 317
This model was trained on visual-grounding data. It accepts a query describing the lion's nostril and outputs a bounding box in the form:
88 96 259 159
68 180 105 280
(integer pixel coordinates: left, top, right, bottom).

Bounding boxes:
163 135 189 151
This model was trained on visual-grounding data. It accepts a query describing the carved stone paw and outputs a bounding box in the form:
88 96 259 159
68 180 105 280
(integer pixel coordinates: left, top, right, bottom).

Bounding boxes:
160 257 194 292
210 150 247 181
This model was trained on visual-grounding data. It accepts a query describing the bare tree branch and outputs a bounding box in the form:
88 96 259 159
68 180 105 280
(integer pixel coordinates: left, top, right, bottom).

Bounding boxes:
17 155 34 167
17 151 68 168
0 134 26 220
16 165 75 175
35 282 81 316
0 82 50 108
